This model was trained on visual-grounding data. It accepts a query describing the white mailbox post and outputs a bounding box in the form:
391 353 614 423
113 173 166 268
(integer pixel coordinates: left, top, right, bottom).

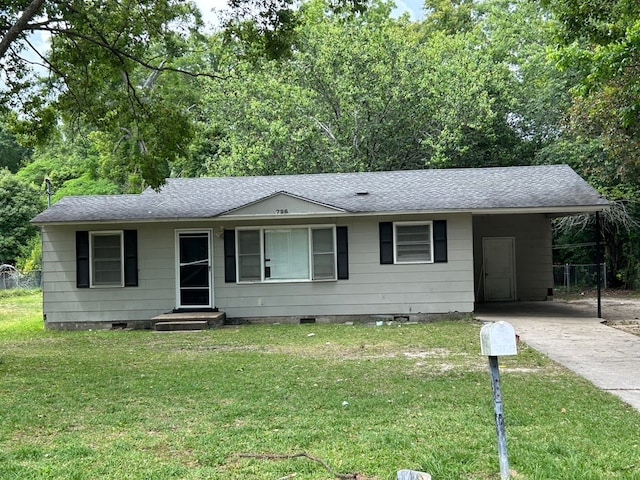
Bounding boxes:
480 321 517 480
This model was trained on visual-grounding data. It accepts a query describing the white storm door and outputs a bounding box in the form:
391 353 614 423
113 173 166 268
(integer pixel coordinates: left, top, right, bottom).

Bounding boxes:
483 237 516 302
176 230 213 308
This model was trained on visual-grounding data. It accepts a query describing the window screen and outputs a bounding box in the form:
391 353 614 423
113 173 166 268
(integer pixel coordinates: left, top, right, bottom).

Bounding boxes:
395 223 432 263
312 228 336 280
238 230 261 282
91 232 123 286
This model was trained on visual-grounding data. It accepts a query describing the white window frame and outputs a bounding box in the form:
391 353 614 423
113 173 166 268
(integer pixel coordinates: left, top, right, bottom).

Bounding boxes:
393 221 434 264
235 225 337 283
89 230 124 287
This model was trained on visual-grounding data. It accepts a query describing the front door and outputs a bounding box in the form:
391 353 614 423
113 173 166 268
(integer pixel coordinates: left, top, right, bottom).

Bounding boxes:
483 237 516 302
176 230 213 309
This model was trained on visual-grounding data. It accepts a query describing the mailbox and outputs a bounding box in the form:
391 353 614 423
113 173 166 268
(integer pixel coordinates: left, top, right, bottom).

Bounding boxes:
480 321 517 356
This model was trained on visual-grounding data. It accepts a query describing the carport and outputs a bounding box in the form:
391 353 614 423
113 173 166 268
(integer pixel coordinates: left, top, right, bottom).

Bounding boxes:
473 208 607 318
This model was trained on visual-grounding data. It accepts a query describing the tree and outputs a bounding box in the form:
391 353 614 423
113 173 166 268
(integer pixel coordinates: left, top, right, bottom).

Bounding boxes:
1 0 369 188
0 169 43 265
199 0 574 176
0 121 32 173
542 0 640 170
422 0 476 34
202 0 555 176
1 1 212 188
17 122 125 200
538 0 640 287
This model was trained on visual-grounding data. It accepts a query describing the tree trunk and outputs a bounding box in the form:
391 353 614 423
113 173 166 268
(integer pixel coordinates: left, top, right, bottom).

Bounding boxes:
0 0 47 60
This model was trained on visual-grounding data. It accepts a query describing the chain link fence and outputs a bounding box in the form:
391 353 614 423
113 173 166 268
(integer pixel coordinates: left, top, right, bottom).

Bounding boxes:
0 265 42 290
553 263 606 291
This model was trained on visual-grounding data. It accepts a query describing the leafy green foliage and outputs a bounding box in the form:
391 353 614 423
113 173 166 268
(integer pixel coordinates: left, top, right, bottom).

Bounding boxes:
422 0 476 34
0 169 43 264
1 0 205 189
0 121 32 172
202 0 558 177
224 0 301 60
16 233 42 272
542 0 639 45
17 129 123 200
223 0 369 60
543 0 640 175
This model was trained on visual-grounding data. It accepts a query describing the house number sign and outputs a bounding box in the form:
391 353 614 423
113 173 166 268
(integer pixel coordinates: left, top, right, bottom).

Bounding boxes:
275 209 289 214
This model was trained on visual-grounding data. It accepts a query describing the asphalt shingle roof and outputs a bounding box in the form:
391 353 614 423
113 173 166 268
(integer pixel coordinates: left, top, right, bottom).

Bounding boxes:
31 165 608 224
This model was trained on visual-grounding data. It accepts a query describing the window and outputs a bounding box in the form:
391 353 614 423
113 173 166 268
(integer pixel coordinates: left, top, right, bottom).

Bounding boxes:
394 222 433 264
265 229 310 280
76 230 137 288
312 228 336 280
90 231 124 286
237 230 261 282
379 221 446 265
236 226 337 282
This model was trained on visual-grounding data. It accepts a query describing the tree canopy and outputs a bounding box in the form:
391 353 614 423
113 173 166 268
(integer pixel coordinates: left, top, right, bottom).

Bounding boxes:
0 169 43 265
1 0 208 188
542 0 640 172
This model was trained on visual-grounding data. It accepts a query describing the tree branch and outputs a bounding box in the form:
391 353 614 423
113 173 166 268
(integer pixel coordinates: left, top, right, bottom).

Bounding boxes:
37 24 226 81
25 19 60 30
235 452 369 480
0 0 46 59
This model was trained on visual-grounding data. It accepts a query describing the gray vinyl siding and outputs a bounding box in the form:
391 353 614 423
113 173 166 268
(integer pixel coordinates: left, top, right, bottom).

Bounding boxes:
215 214 474 319
472 214 553 301
41 224 177 326
41 214 475 326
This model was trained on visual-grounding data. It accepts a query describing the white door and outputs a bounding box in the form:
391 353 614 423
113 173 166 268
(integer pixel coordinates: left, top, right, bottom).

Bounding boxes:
483 237 516 302
176 230 213 309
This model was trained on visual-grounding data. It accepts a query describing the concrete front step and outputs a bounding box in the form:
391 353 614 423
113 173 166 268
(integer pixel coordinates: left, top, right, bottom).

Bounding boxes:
151 311 226 331
154 320 209 331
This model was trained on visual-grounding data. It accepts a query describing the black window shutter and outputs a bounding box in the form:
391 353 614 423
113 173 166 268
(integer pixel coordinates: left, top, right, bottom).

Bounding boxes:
336 226 349 280
224 229 236 283
76 231 90 288
379 222 394 264
434 220 448 263
123 230 138 287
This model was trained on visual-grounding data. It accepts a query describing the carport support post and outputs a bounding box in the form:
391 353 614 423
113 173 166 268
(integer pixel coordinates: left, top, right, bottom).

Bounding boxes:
488 355 510 480
596 211 602 318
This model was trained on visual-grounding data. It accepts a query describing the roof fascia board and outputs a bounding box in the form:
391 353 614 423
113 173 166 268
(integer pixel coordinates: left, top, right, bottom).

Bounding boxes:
467 205 608 215
33 205 608 226
32 213 353 226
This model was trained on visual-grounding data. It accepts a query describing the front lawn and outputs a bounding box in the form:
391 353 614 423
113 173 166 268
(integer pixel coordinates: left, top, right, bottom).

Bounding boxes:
1 291 639 479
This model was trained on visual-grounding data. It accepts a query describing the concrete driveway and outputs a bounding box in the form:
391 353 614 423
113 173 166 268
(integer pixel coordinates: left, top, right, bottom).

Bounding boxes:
475 301 640 412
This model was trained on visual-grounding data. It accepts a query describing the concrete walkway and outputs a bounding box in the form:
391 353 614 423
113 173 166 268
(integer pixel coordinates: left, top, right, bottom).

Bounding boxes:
476 302 640 412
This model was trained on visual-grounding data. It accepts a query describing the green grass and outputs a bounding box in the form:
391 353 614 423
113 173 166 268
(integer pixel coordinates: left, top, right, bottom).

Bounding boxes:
1 291 640 479
0 289 43 337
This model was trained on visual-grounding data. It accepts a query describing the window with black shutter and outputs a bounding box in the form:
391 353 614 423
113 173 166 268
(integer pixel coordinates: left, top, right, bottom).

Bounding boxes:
379 220 448 264
76 230 138 288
